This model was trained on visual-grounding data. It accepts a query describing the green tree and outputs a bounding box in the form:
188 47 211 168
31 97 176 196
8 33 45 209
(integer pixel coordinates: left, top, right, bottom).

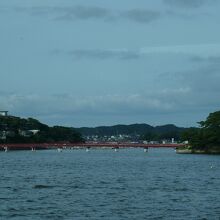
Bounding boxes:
198 111 220 148
0 115 84 144
182 111 220 150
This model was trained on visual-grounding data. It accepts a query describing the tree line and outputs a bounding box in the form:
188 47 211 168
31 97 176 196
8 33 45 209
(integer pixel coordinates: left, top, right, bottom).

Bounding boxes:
181 110 220 151
0 116 83 144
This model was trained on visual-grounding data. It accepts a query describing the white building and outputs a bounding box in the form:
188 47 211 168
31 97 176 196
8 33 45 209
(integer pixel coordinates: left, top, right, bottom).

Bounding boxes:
0 111 8 116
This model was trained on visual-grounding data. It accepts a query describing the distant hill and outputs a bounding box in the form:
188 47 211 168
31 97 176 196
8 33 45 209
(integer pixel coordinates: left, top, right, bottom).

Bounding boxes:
76 123 152 136
76 123 186 141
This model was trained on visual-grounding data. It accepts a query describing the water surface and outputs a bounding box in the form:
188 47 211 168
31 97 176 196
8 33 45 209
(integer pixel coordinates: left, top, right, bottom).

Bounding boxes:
0 148 220 219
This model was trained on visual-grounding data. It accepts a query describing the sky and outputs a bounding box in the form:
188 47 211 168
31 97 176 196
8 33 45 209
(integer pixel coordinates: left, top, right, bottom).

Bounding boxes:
0 0 220 128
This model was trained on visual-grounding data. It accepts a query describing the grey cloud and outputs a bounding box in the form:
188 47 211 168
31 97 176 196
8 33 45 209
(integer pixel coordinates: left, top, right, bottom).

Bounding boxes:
14 6 111 20
1 88 218 127
54 6 111 21
190 65 220 93
190 55 220 63
165 10 197 19
12 6 160 23
163 0 206 8
52 43 220 61
52 49 141 60
156 58 220 119
0 7 8 13
0 92 181 120
160 62 220 100
121 9 160 23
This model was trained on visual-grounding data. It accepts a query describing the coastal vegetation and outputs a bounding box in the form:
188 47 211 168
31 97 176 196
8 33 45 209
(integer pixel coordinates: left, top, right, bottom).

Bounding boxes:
180 110 220 153
0 116 83 143
142 124 184 142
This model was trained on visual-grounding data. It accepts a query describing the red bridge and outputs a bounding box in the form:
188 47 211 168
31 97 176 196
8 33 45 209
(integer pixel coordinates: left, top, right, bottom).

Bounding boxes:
0 142 186 151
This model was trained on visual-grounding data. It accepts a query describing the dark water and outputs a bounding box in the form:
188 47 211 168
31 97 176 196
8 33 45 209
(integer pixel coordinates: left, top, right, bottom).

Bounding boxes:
0 148 220 220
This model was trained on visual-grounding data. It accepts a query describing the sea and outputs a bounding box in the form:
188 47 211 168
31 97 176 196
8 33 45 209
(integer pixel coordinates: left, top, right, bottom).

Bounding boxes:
0 148 220 220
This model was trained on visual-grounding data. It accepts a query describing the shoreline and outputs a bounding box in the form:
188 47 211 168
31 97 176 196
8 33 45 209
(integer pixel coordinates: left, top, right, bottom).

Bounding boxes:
176 148 220 155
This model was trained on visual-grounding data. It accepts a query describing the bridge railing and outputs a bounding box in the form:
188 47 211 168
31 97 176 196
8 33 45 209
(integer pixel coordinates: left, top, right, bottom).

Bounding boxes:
0 142 186 151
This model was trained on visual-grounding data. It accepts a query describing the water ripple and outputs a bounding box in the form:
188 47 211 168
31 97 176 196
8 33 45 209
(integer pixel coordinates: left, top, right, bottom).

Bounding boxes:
0 148 220 219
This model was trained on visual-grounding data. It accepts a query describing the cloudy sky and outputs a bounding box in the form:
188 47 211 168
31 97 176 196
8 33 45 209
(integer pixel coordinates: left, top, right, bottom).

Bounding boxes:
0 0 220 127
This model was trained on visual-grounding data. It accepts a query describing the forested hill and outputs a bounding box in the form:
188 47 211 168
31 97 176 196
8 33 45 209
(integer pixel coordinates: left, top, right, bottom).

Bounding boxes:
0 116 83 143
76 123 186 140
77 124 152 136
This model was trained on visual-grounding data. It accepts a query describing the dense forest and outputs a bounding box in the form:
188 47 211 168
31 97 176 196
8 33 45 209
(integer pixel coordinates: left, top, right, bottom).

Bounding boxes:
0 116 83 143
181 110 220 151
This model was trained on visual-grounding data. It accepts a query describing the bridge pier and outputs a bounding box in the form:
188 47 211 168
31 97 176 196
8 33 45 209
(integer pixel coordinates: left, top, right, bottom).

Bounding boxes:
144 147 148 153
57 148 63 152
114 147 119 152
